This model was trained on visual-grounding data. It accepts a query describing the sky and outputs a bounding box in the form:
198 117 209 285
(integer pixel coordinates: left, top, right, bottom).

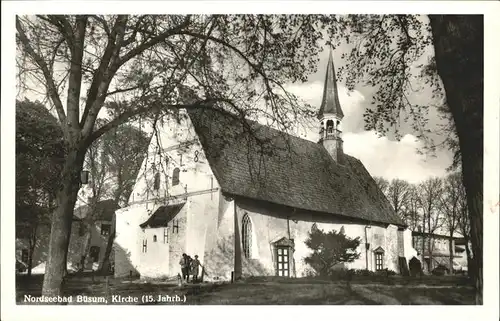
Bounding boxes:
286 46 453 184
16 16 454 186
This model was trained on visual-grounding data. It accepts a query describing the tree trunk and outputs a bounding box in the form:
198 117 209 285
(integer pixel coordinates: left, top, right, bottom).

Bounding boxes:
99 179 123 275
464 235 473 277
449 232 454 275
421 216 425 272
99 212 116 275
27 224 37 277
80 225 93 271
429 15 483 304
42 148 85 297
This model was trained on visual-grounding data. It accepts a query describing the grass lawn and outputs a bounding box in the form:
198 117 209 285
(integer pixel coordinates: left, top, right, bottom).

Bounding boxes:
16 273 475 305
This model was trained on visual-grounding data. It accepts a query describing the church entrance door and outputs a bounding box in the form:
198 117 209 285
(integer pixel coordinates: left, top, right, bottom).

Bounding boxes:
276 246 290 277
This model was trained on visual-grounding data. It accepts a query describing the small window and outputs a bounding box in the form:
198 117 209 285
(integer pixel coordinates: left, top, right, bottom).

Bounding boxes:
142 239 147 253
153 172 160 190
153 235 157 242
21 249 29 264
172 168 180 186
79 222 85 236
101 224 111 236
163 228 168 244
172 219 179 233
89 246 100 263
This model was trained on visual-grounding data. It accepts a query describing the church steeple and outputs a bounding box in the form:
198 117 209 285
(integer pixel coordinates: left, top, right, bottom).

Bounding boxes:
318 46 344 163
318 46 344 119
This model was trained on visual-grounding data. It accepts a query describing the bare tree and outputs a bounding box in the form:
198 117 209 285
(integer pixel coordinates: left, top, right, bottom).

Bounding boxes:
439 172 463 273
373 176 389 195
402 185 421 231
387 179 410 217
417 177 444 272
16 14 327 296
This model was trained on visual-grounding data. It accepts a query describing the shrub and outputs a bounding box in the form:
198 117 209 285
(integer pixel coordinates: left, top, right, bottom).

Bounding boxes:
304 225 361 277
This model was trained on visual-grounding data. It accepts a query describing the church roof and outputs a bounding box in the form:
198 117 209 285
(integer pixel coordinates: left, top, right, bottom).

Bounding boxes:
187 108 404 227
139 203 185 228
318 47 344 119
74 199 118 221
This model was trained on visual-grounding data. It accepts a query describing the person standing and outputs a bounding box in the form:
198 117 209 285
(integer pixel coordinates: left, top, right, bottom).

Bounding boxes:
191 255 201 282
179 253 188 281
185 255 193 282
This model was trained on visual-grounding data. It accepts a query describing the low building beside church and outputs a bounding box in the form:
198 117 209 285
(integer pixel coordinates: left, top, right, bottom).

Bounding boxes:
114 48 419 280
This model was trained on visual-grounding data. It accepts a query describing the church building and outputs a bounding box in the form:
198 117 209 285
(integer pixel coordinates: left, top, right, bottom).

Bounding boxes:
113 48 419 280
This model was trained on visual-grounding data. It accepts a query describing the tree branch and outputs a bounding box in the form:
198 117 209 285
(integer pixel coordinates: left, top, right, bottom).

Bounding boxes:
66 15 88 133
81 15 129 136
117 15 192 67
16 17 67 128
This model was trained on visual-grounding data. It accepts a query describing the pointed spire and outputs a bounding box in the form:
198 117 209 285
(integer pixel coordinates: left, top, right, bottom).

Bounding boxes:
318 45 344 119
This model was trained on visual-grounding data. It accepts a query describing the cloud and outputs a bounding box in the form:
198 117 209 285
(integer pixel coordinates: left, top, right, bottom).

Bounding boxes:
343 131 451 184
285 77 452 185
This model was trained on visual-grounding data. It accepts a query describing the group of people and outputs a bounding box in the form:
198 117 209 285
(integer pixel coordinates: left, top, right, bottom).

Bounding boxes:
179 253 202 283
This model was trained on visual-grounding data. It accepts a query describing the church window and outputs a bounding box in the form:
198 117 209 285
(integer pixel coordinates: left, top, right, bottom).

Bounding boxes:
153 235 157 242
172 219 179 233
142 239 147 253
339 226 345 234
153 172 160 190
311 223 318 231
163 228 168 243
172 168 180 186
242 214 252 259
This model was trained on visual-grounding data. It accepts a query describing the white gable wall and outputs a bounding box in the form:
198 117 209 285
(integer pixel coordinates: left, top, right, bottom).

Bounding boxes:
115 111 224 279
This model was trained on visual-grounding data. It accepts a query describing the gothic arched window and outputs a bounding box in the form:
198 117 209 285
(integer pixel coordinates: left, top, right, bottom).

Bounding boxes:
153 172 160 190
242 213 252 259
172 168 180 186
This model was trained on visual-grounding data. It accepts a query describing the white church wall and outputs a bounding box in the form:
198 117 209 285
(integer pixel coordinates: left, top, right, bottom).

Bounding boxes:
234 199 403 277
114 203 150 277
127 110 202 206
138 227 170 278
403 229 419 263
202 196 236 281
115 110 226 279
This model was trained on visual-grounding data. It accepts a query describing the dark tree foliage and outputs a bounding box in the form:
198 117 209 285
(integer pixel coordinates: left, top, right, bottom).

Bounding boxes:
325 14 483 304
304 225 361 277
16 99 65 275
